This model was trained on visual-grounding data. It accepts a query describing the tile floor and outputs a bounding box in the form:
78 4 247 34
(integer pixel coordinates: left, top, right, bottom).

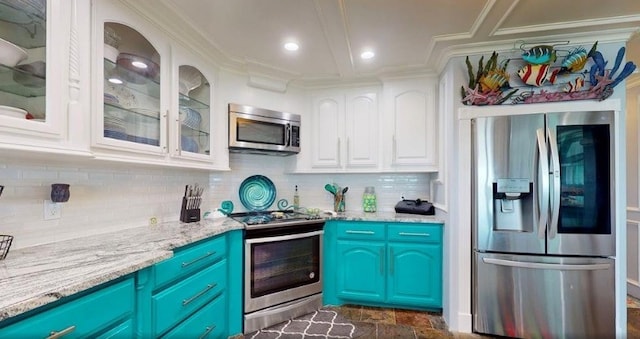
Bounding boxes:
240 296 640 338
325 295 640 339
325 304 486 338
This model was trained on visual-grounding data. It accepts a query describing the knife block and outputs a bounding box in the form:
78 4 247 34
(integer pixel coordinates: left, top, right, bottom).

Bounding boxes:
180 197 200 223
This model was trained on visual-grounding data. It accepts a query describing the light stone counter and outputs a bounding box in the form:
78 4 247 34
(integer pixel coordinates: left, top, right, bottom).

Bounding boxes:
0 217 244 321
0 212 442 322
328 211 445 224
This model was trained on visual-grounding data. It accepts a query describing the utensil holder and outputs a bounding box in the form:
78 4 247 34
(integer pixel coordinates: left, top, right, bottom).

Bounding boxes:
180 197 200 223
0 235 14 260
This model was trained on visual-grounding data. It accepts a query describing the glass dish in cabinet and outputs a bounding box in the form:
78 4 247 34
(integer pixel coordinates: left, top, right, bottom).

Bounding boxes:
178 65 209 156
103 22 161 147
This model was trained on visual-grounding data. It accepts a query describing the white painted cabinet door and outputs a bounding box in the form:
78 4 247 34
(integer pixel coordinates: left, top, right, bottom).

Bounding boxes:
0 0 91 157
345 90 378 168
309 88 379 171
311 93 343 169
169 48 228 170
382 77 438 172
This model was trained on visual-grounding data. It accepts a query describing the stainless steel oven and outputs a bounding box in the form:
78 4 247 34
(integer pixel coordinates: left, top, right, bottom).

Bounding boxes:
236 212 324 333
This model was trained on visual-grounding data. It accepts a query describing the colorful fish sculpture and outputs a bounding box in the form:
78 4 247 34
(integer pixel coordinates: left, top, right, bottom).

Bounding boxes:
560 41 598 74
517 64 559 87
522 45 557 65
563 77 585 93
478 69 510 92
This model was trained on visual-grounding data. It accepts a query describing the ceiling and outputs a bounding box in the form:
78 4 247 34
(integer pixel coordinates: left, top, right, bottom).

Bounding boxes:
134 0 640 87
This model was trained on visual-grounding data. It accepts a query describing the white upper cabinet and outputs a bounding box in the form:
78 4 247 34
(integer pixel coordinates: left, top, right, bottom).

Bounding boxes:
91 0 222 169
307 87 379 172
0 0 90 156
381 77 438 172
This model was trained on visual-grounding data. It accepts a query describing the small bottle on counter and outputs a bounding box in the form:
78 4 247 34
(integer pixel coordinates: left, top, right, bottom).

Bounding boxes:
293 185 300 210
363 186 376 213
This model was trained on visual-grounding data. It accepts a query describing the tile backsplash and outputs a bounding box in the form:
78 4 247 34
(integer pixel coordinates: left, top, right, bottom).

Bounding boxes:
0 155 433 249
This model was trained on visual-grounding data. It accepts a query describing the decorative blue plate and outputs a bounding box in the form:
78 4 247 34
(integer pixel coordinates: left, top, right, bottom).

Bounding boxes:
239 175 276 211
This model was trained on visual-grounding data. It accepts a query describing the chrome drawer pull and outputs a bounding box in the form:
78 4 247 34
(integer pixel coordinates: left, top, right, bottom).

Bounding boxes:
398 232 430 237
47 325 76 339
182 283 217 306
346 230 375 235
199 325 216 339
182 251 215 267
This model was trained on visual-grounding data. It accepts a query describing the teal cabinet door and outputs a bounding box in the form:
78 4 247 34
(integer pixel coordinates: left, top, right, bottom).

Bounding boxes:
336 239 385 303
386 242 442 308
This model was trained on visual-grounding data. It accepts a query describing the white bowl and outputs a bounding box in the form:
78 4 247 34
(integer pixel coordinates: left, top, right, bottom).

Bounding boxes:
179 66 202 96
0 105 27 119
0 38 27 67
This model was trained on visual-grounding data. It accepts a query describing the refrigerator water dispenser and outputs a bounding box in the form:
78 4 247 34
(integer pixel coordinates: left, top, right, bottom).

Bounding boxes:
492 179 533 232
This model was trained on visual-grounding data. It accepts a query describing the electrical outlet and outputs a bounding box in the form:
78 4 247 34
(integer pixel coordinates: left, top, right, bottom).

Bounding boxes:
44 200 61 220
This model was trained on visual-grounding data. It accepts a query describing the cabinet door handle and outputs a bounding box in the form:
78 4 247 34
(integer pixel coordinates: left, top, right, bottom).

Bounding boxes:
182 251 215 267
390 248 394 275
345 230 375 235
379 248 384 275
183 283 217 306
199 324 216 339
398 232 431 237
47 325 76 339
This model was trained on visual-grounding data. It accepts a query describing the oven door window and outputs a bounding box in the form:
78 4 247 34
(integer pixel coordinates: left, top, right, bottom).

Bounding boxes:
250 234 320 298
237 118 286 146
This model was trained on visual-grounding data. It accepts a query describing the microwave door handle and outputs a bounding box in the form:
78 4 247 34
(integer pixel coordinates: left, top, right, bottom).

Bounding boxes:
535 128 550 239
285 123 291 147
547 127 561 239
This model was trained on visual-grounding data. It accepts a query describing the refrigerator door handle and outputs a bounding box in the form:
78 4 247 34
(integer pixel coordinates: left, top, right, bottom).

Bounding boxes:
482 258 611 271
535 128 550 239
547 127 561 239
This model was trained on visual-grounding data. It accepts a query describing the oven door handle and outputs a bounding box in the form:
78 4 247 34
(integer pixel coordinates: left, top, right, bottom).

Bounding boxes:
245 230 324 244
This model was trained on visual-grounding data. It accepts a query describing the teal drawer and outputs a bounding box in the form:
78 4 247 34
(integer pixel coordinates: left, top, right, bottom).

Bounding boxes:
387 224 442 243
153 259 227 336
154 235 227 288
0 277 134 338
161 294 227 339
335 222 385 241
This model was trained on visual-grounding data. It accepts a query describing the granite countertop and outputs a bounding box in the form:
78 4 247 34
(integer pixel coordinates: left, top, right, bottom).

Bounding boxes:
329 211 445 224
0 217 244 321
0 211 443 322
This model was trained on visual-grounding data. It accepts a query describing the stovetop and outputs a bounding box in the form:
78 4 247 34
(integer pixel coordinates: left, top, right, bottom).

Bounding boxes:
230 210 323 228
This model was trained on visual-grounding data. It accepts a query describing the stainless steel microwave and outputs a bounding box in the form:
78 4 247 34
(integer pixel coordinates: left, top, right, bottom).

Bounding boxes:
228 103 300 155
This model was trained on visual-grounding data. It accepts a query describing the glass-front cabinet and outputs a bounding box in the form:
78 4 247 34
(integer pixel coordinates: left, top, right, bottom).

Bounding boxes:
0 0 79 149
93 0 217 168
175 64 211 159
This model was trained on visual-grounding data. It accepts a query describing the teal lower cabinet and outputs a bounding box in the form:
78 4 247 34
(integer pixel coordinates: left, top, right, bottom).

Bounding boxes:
336 240 385 303
136 230 243 338
0 276 135 338
324 221 443 310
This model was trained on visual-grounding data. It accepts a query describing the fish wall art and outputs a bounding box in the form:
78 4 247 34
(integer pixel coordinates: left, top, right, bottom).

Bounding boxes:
461 40 637 106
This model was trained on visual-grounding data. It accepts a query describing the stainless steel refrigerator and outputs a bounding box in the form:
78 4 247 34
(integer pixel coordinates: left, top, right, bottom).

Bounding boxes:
472 111 616 338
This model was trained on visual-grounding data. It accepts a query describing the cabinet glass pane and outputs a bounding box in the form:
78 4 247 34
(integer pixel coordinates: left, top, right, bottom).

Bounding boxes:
179 65 209 155
0 0 46 122
103 22 160 145
557 124 611 234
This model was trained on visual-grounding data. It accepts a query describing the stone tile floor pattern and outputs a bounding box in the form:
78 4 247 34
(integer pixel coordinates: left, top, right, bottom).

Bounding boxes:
242 295 640 339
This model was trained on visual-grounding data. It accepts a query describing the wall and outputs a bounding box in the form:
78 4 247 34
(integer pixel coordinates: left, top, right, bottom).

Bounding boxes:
0 69 434 250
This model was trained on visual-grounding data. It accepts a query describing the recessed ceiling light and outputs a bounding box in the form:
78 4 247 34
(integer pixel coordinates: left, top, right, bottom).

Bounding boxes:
108 77 123 84
361 51 375 59
284 42 299 51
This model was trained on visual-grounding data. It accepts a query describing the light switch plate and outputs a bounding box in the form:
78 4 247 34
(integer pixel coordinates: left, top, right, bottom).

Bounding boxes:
44 200 61 220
